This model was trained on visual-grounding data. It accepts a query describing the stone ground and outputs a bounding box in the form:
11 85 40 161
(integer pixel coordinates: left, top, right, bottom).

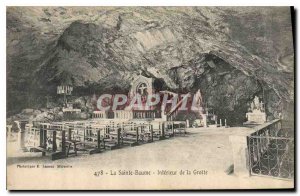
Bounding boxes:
7 127 294 190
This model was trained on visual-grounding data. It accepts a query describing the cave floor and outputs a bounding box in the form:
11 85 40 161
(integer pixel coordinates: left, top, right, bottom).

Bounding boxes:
7 127 294 190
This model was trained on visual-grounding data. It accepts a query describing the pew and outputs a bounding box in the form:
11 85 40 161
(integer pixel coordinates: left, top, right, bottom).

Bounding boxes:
23 120 187 160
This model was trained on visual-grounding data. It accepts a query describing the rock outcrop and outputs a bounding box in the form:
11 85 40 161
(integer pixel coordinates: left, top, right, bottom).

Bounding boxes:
6 7 294 125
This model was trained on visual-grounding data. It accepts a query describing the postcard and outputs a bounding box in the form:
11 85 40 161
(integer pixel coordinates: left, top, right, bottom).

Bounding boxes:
6 6 295 190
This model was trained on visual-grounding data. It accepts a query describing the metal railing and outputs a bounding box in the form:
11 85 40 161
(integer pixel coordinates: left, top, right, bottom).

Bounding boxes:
247 120 294 179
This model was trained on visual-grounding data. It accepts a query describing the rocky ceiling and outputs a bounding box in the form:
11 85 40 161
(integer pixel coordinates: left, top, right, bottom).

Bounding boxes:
6 7 294 123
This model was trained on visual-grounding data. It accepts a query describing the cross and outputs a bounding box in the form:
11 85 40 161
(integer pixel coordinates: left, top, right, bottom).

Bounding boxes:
138 83 147 95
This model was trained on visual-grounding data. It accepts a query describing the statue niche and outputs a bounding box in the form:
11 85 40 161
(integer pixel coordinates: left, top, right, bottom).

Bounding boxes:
130 74 153 98
128 74 154 110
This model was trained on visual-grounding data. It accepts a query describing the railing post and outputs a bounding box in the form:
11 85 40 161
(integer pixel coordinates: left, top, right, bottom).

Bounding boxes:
97 129 101 150
172 121 175 136
68 128 72 141
83 125 86 148
161 122 165 140
39 125 44 155
117 128 121 147
41 125 48 151
52 130 57 152
150 124 154 142
136 126 139 144
61 129 66 155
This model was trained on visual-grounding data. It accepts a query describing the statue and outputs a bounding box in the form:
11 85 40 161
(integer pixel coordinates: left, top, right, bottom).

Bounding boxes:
253 96 260 110
250 102 254 112
249 96 262 112
244 96 267 124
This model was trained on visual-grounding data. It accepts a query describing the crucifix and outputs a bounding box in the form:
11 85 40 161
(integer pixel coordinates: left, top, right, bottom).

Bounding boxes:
137 83 147 95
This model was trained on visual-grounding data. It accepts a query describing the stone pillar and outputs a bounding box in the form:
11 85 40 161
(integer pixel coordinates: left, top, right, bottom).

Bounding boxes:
186 119 189 128
15 120 27 151
225 119 227 127
202 114 207 127
229 135 250 177
219 119 222 127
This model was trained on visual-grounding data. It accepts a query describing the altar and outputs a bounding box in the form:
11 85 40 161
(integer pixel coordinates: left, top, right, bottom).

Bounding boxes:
244 96 267 125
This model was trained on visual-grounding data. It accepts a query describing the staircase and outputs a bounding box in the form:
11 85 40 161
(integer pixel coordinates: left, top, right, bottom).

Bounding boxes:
166 93 191 121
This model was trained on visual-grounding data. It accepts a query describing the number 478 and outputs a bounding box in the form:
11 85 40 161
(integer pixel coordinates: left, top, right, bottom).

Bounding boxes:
94 170 104 176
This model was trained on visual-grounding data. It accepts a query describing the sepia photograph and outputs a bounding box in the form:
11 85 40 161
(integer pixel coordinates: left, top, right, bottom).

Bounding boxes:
5 5 295 190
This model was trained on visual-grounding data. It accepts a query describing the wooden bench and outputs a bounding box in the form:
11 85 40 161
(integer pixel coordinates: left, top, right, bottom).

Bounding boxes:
174 128 186 135
75 141 100 154
51 151 66 160
65 141 78 157
122 136 137 142
122 140 138 146
32 146 48 156
122 138 138 147
104 142 119 150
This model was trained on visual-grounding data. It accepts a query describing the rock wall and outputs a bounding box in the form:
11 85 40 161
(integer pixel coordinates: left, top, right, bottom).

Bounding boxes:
6 7 294 125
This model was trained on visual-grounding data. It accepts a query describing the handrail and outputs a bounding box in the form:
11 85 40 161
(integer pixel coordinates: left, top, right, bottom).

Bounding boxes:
166 93 191 117
250 119 280 136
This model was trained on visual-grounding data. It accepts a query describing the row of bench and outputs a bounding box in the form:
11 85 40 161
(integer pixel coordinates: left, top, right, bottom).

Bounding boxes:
27 121 187 160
